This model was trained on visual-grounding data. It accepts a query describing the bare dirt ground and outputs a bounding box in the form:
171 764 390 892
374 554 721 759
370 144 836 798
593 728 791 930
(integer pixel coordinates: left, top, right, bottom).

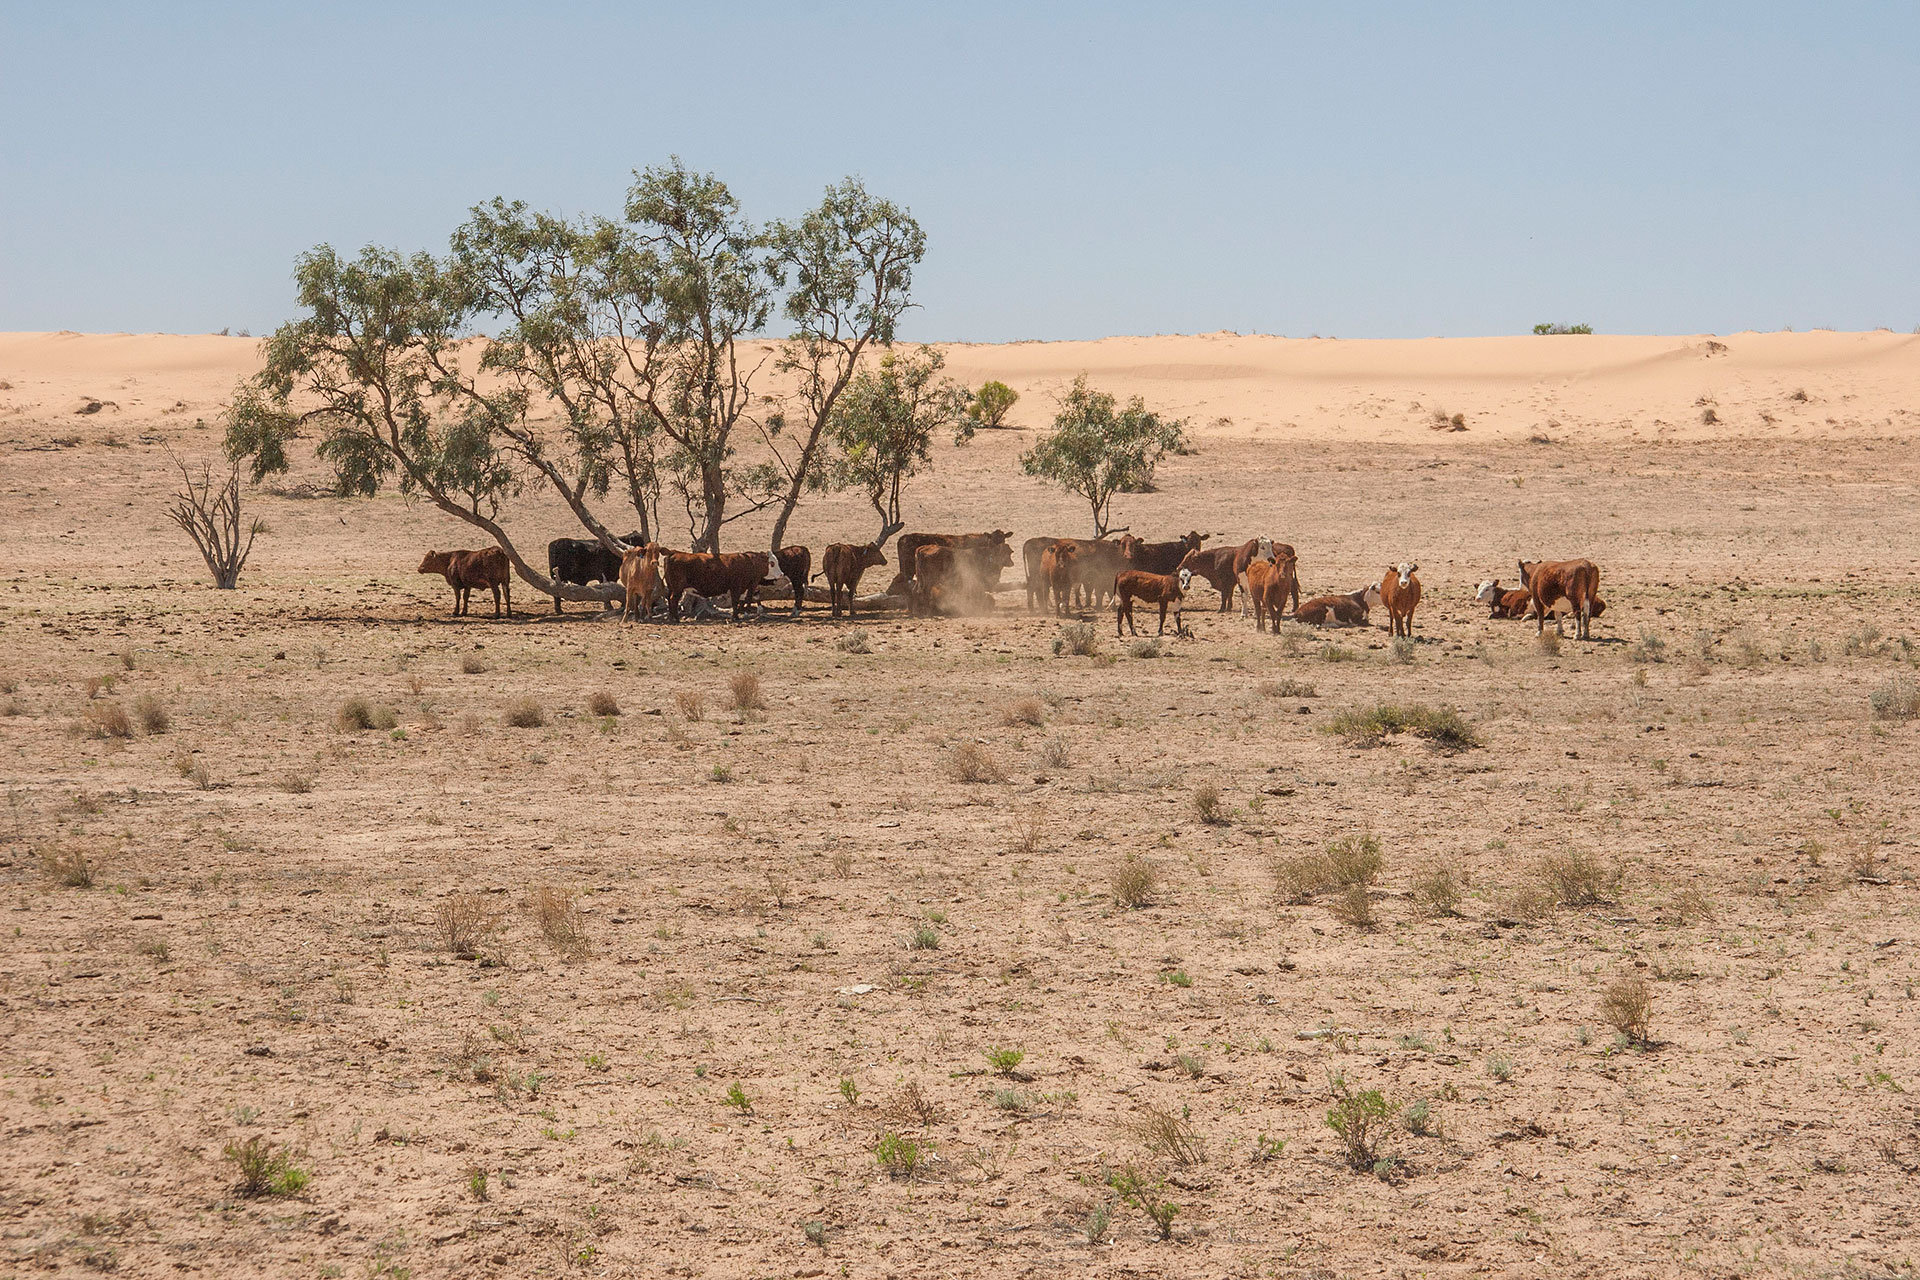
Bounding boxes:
2 334 1918 1278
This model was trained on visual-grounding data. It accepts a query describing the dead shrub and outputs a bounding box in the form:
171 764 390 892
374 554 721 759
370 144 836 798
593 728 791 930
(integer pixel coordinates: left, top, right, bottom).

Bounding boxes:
1869 675 1919 721
1038 737 1071 769
1258 677 1318 699
529 886 590 959
502 698 546 729
836 629 872 654
1535 629 1562 656
1273 834 1382 903
132 693 171 734
950 742 1006 784
1670 884 1715 923
1127 1105 1205 1167
1010 803 1047 856
80 701 134 739
278 771 314 795
1192 782 1227 825
1412 862 1467 916
334 698 397 732
1329 882 1377 929
460 654 487 674
587 691 621 718
438 892 506 960
1003 697 1045 727
1055 623 1101 657
1538 851 1622 907
1109 854 1158 909
675 689 706 722
39 844 98 888
1507 883 1557 922
1600 976 1654 1046
727 672 766 713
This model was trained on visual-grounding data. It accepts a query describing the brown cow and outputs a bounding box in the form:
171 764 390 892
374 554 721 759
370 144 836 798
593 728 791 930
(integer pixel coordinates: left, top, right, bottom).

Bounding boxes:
1246 551 1298 634
1122 531 1206 575
1040 543 1078 617
1115 562 1193 637
617 543 664 622
1022 536 1060 612
897 530 1015 595
910 544 958 617
1378 562 1421 638
1181 544 1240 610
1235 538 1299 615
1295 585 1372 627
822 542 888 618
1475 579 1534 619
1518 558 1602 639
1046 536 1128 609
660 549 785 623
419 547 512 619
774 545 811 617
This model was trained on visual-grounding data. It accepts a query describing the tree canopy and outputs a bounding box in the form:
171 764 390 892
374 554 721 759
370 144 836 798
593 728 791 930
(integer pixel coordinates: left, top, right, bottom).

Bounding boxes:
1018 376 1188 536
825 348 972 546
965 380 1019 428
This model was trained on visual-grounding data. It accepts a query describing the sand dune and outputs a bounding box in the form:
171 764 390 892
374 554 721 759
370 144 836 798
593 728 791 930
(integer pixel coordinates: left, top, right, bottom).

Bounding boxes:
2 328 1916 445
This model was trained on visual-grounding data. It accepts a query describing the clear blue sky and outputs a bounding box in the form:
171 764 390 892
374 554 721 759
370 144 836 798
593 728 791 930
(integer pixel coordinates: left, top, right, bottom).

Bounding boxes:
2 2 1915 340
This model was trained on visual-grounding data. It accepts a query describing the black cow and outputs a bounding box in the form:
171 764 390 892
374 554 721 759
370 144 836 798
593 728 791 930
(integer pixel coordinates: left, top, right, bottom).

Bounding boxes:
547 532 644 613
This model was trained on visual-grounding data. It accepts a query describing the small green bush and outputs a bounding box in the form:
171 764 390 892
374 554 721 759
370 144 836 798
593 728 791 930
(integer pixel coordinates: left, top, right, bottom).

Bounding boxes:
223 1136 310 1198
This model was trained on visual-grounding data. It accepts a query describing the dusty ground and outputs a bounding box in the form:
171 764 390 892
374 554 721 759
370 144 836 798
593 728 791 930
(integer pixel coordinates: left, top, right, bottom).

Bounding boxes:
2 334 1918 1278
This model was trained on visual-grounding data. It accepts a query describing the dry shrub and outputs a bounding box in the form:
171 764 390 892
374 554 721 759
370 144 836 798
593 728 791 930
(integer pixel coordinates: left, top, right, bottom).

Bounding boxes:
1056 623 1101 657
1003 697 1045 727
1600 976 1654 1045
1538 851 1623 907
675 689 706 722
1670 884 1715 923
1010 803 1047 856
950 741 1006 783
278 771 314 795
80 701 134 739
1535 629 1562 656
1109 853 1158 909
1328 882 1376 929
1507 883 1557 922
1128 637 1163 659
837 629 872 654
1412 861 1467 915
727 671 766 712
1038 737 1071 769
438 892 506 960
1127 1105 1205 1167
830 848 855 879
1192 782 1226 825
39 844 97 888
132 693 170 734
886 1080 941 1126
1 695 21 718
334 698 396 732
1259 677 1317 698
460 654 487 674
1870 675 1919 721
1273 834 1382 903
503 697 546 729
529 886 590 959
587 690 621 717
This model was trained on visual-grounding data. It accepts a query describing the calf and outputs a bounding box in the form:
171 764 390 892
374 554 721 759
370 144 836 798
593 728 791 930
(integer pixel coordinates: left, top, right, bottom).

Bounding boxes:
1475 579 1534 619
1040 543 1077 617
419 547 513 619
617 543 664 622
774 545 812 616
547 531 644 613
1022 537 1060 612
660 549 786 623
1518 558 1602 639
1115 563 1193 637
1295 586 1371 627
1378 562 1421 637
1246 551 1298 633
822 542 888 619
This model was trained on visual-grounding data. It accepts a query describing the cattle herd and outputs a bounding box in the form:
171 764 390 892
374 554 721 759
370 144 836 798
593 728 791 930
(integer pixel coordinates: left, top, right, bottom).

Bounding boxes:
417 531 1606 641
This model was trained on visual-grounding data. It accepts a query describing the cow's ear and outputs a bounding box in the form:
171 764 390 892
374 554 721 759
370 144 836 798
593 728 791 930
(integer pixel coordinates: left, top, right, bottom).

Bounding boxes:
1409 563 1419 575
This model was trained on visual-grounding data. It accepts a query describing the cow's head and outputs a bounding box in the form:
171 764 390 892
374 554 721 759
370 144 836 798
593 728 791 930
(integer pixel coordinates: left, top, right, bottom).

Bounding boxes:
1517 559 1538 586
1116 534 1145 563
1390 562 1418 587
861 543 889 569
1362 583 1383 609
1474 579 1499 603
1177 567 1193 594
418 551 451 574
1254 536 1275 562
1182 531 1206 551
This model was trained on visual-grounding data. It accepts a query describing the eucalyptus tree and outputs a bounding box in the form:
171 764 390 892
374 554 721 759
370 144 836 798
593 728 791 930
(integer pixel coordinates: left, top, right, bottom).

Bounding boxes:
1019 376 1188 537
824 347 972 546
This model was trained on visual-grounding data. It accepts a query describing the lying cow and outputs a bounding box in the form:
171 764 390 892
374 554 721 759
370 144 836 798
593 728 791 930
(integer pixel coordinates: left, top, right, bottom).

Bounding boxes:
1295 585 1372 627
547 531 644 613
659 549 786 623
1475 579 1534 619
419 547 513 619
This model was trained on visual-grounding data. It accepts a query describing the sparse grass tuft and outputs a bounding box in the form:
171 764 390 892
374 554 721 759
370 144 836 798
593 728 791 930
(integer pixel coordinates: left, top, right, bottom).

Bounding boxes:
1629 629 1668 663
503 697 546 728
1600 975 1654 1046
1328 882 1376 929
1192 782 1227 825
1109 854 1158 909
529 886 589 959
1128 1105 1205 1167
1538 851 1623 907
675 689 706 721
727 671 766 713
223 1136 310 1198
278 771 314 795
836 629 872 654
950 741 1006 783
1259 677 1317 698
80 701 134 739
1325 703 1480 751
40 844 97 888
1038 737 1071 769
132 693 170 734
1869 675 1919 721
1412 861 1467 915
587 690 621 717
1003 697 1045 727
1273 834 1383 903
438 892 506 960
1056 622 1101 657
1390 635 1415 664
334 698 397 732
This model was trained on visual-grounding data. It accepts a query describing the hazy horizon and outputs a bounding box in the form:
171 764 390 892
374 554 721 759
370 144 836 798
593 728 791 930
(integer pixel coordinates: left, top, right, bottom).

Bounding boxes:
3 3 1916 342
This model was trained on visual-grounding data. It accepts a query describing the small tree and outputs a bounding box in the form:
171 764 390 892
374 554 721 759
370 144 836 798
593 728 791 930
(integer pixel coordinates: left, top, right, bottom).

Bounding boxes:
164 444 263 588
1019 375 1186 536
826 348 971 546
966 380 1019 428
